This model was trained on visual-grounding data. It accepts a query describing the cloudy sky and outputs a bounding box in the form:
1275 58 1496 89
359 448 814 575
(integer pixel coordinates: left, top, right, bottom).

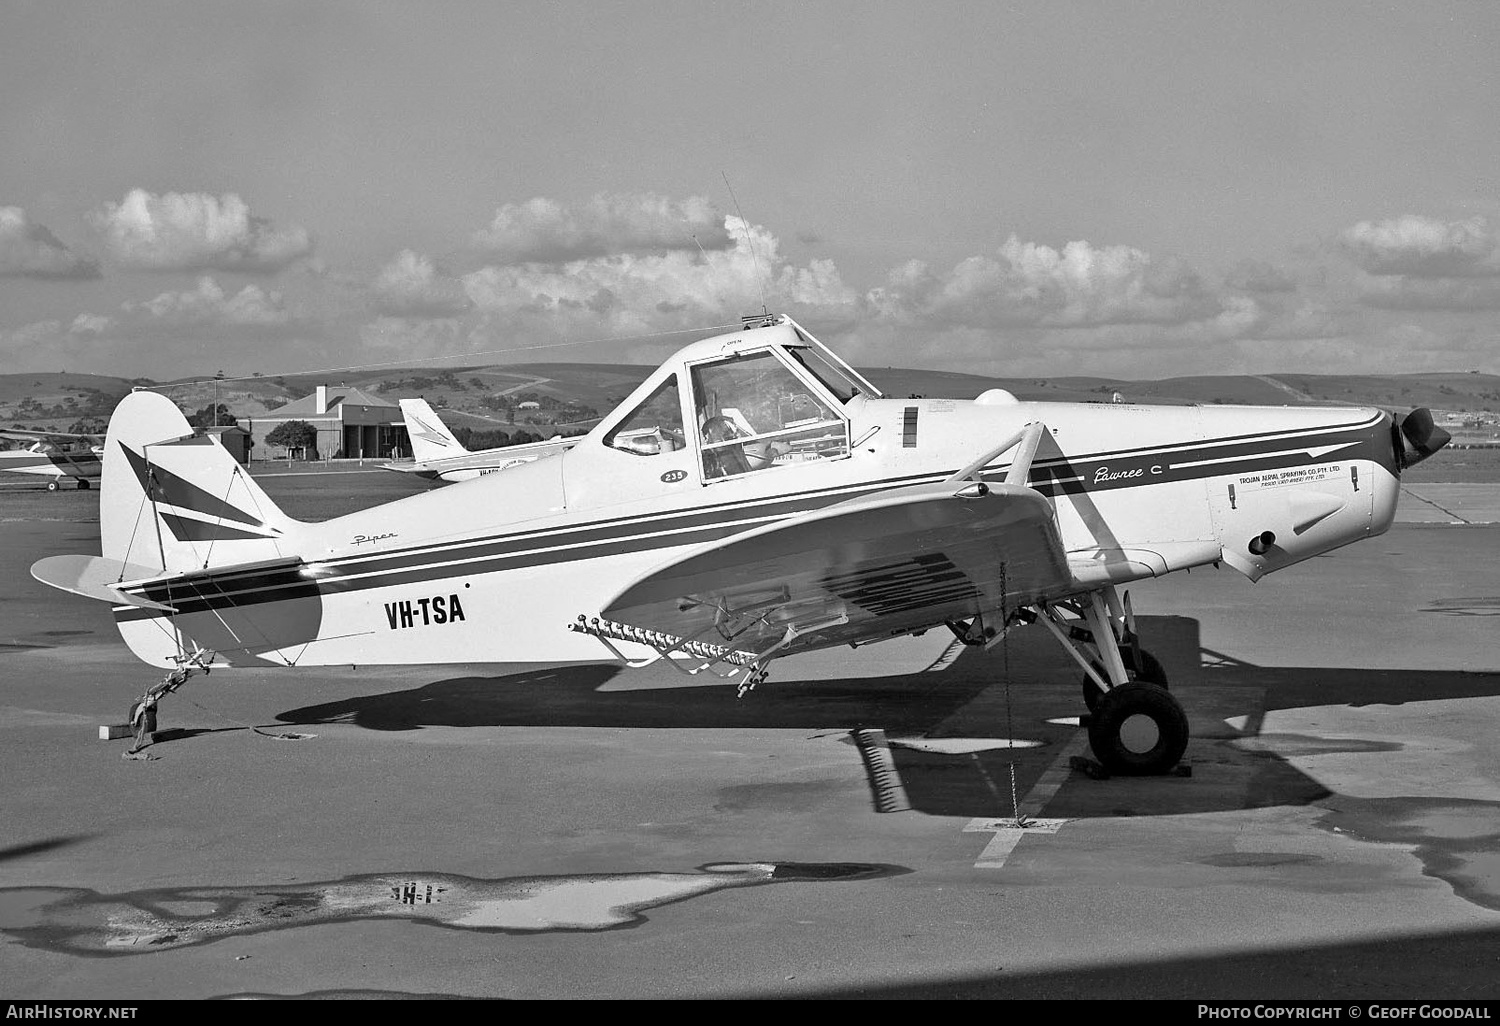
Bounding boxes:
2 1 1498 382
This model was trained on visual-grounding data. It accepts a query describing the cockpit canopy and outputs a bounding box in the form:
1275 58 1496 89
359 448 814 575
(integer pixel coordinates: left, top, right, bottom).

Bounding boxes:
597 317 876 483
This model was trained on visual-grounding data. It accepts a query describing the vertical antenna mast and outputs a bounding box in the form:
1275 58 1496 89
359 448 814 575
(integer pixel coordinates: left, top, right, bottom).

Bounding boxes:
722 172 769 319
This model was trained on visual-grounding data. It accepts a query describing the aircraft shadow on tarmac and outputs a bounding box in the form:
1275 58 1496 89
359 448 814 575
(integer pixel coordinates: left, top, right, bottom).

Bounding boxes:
0 836 97 864
269 614 1500 823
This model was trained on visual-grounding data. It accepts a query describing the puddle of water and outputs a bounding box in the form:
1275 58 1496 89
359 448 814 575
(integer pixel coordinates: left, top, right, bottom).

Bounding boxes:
1200 853 1322 868
1447 851 1500 894
1398 805 1500 841
1319 797 1500 913
0 862 904 956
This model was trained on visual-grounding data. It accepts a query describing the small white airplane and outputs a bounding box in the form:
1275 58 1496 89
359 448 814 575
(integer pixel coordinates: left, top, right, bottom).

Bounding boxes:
0 429 104 490
32 315 1449 775
381 396 577 484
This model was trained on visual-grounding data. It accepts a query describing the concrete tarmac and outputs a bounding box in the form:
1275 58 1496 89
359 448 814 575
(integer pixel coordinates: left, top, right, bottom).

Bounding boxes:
1 474 1499 1000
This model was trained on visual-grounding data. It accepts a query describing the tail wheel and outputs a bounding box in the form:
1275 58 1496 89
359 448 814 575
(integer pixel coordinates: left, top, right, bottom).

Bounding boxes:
130 703 158 735
1086 682 1188 776
1082 645 1166 712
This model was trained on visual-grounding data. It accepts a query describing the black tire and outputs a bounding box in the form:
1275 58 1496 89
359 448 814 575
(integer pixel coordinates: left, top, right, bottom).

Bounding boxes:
1082 645 1166 712
77 479 90 490
46 480 59 492
1086 681 1188 776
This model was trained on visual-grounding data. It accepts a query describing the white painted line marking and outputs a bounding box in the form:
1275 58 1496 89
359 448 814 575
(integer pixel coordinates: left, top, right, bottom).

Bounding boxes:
964 732 1088 869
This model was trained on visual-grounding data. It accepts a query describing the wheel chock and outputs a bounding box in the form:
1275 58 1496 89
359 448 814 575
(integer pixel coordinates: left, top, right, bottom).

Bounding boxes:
98 724 133 741
1069 755 1111 780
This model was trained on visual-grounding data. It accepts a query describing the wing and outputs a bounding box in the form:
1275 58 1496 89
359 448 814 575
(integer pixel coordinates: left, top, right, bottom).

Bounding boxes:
0 429 100 445
590 480 1071 666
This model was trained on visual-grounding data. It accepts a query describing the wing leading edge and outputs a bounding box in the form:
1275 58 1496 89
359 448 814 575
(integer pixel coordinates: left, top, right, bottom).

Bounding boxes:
588 479 1071 668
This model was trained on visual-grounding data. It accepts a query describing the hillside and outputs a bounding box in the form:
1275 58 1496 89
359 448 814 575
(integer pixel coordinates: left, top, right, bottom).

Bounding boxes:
3 362 1498 444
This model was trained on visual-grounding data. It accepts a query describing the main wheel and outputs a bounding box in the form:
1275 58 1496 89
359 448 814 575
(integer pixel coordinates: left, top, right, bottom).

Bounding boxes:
1086 681 1188 776
77 479 90 490
1082 645 1166 712
46 480 60 492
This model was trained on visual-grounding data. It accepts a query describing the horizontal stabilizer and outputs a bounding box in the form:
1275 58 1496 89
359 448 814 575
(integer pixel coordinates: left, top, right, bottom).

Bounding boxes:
31 555 178 610
118 554 305 592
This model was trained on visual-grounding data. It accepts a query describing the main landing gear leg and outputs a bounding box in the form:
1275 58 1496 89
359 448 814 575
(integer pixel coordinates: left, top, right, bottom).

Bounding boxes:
1034 587 1188 776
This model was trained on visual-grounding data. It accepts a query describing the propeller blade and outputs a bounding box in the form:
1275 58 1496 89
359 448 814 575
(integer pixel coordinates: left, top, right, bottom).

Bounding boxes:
1393 408 1452 469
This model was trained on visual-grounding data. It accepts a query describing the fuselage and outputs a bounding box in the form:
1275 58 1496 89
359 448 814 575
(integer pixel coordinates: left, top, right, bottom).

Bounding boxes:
0 445 101 482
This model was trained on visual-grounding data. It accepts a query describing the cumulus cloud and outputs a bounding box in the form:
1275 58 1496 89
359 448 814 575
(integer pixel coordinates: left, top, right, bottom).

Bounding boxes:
1224 258 1298 293
1358 276 1500 311
472 193 732 264
1340 214 1500 278
0 317 127 374
124 276 289 326
864 236 1235 331
69 313 116 335
358 316 470 361
0 275 316 376
461 214 856 340
370 250 473 318
91 189 312 273
0 207 100 279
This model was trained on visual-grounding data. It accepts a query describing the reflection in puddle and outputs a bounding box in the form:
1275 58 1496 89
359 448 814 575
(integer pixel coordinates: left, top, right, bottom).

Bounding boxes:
1318 797 1500 912
0 861 904 956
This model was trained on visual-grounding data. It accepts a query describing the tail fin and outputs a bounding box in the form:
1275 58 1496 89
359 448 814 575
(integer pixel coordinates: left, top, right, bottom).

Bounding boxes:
400 397 468 462
102 390 301 574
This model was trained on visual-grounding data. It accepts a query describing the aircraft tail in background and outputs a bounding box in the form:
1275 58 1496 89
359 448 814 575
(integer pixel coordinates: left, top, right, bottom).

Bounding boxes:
400 397 468 462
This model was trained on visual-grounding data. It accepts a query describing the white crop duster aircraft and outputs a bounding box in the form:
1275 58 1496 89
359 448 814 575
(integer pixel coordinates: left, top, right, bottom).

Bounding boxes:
32 316 1449 775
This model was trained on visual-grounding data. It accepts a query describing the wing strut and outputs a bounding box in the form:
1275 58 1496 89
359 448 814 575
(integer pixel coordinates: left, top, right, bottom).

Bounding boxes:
947 421 1046 487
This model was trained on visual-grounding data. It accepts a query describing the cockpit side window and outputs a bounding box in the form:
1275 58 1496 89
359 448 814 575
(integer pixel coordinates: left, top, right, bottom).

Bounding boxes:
689 351 850 480
602 375 685 457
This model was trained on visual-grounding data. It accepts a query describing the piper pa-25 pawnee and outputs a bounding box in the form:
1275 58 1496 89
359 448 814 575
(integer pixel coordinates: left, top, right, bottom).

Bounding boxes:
32 314 1450 775
381 396 577 484
0 429 103 491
